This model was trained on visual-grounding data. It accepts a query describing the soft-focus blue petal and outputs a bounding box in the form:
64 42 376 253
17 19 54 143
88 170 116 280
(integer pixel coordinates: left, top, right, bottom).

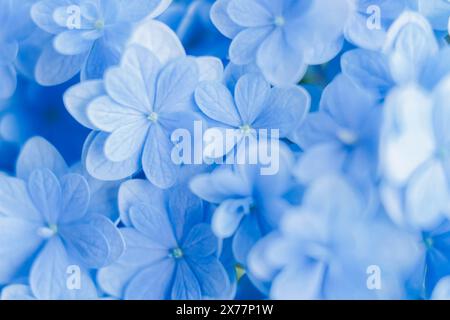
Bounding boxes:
1 285 35 300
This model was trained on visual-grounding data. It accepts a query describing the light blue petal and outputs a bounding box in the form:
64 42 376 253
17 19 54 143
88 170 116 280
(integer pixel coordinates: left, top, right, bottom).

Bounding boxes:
142 125 179 189
171 260 202 300
253 86 310 136
210 0 243 38
31 0 68 34
0 217 43 284
118 179 165 226
229 27 272 65
105 45 161 113
341 49 394 98
294 143 346 184
183 224 218 258
0 65 16 99
129 203 177 248
116 0 162 22
154 57 199 113
63 80 105 130
0 176 42 222
1 285 35 300
195 81 241 126
35 43 86 86
385 11 438 84
406 161 449 229
54 30 93 55
186 255 230 299
87 96 146 132
104 119 149 162
27 169 62 225
124 259 175 300
17 137 69 180
59 173 90 224
256 28 307 86
234 73 270 124
89 215 125 265
227 0 273 27
85 132 141 181
271 260 325 300
30 237 97 300
212 199 248 238
232 214 263 264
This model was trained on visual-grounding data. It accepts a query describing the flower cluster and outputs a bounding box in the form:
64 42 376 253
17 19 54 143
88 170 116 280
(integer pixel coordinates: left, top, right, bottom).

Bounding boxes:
1 0 450 300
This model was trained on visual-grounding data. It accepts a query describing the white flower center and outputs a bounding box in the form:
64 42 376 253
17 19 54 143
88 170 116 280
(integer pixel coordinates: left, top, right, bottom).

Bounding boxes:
170 248 183 259
147 112 159 123
274 15 285 27
95 19 105 30
38 224 58 239
337 128 358 145
240 124 252 136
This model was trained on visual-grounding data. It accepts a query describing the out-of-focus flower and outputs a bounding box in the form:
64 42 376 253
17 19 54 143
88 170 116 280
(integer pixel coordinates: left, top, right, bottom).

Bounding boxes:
249 176 421 299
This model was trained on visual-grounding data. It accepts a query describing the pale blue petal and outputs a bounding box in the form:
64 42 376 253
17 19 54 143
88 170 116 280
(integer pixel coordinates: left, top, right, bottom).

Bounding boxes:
35 43 86 86
124 259 175 300
63 80 105 130
85 132 141 181
234 73 271 124
1 285 35 300
229 27 272 65
142 125 179 189
253 86 310 136
0 176 42 222
105 45 161 113
183 224 218 258
54 30 93 55
154 57 199 113
210 0 243 39
171 260 202 300
212 199 248 238
17 137 69 180
59 174 90 224
0 217 43 284
129 203 177 248
27 169 62 225
195 81 241 126
227 0 273 27
118 179 165 226
30 237 97 300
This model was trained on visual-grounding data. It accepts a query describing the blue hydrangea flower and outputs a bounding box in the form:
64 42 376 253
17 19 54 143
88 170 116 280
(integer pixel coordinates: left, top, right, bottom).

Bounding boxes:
211 0 350 85
345 1 450 50
380 80 450 230
343 12 450 100
64 38 222 188
292 74 381 188
0 137 124 299
30 0 170 85
190 144 294 265
195 73 310 160
97 180 230 300
249 176 421 299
